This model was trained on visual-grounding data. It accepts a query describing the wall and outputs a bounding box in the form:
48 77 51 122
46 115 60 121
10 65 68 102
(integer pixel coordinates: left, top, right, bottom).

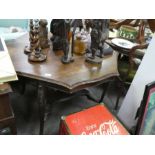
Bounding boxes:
0 19 28 29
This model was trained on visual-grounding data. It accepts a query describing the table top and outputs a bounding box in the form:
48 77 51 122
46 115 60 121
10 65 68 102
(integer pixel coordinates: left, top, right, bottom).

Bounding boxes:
6 34 119 93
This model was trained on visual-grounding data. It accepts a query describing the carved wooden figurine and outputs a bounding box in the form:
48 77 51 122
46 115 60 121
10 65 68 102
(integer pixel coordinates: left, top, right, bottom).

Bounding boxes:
28 19 47 62
85 19 111 64
39 19 49 49
24 19 35 54
85 19 103 64
50 19 64 51
61 19 74 64
50 19 74 64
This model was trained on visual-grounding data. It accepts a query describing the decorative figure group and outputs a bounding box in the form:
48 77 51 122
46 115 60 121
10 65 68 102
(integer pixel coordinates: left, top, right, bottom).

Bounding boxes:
24 19 49 62
50 19 111 64
24 19 111 64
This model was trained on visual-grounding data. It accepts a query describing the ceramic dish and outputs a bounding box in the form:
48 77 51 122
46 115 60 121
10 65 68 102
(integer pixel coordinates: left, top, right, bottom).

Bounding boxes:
111 38 135 49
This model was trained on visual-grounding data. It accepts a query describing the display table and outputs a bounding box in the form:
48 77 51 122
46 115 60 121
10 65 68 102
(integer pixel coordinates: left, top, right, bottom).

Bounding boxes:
6 33 119 134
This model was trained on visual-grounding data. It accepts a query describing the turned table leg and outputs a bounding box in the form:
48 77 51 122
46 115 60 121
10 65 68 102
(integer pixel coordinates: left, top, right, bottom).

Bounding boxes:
38 84 46 135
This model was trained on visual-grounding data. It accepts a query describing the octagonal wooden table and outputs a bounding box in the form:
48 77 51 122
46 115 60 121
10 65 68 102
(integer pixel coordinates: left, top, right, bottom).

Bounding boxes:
6 34 119 134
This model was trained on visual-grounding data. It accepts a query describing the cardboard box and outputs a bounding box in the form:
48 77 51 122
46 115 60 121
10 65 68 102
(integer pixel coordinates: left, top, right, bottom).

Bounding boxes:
59 104 129 135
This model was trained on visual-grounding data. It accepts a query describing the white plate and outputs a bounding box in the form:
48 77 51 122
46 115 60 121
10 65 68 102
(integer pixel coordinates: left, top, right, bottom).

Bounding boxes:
111 38 135 49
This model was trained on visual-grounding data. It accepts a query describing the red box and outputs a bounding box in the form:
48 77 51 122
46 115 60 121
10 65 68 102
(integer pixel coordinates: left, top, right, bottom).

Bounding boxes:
59 104 129 135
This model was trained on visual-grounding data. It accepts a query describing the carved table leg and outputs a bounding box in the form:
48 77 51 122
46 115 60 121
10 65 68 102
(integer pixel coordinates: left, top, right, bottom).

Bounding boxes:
115 76 127 110
99 82 110 103
37 84 46 135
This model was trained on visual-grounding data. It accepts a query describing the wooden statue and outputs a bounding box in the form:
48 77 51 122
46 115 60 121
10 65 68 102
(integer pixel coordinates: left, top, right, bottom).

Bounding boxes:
85 19 111 64
61 19 74 64
24 19 35 54
50 19 74 64
28 19 47 62
50 19 64 51
39 19 49 49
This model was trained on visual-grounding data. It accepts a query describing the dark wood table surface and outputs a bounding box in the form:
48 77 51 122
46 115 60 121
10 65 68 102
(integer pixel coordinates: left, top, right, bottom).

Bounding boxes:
6 33 119 134
6 34 119 93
